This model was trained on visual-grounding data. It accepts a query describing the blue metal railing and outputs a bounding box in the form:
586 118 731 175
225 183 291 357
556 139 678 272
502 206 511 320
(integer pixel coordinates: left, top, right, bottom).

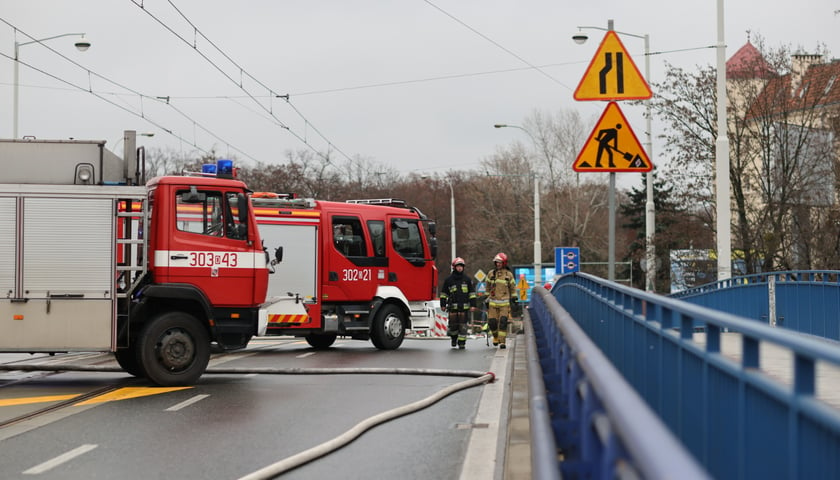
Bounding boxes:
527 286 709 479
671 270 840 340
545 272 840 480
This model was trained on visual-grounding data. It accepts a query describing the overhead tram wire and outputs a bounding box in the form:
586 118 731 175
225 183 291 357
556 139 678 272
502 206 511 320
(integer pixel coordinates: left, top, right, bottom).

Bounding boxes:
0 19 260 163
129 0 353 164
422 0 574 91
140 43 714 100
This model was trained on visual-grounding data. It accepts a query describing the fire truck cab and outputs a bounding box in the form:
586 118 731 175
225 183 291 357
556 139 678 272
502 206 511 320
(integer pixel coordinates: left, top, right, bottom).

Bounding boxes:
252 195 438 350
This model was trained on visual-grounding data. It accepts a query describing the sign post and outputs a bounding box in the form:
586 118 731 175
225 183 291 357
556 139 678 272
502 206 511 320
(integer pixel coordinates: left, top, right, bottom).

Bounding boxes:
573 20 653 281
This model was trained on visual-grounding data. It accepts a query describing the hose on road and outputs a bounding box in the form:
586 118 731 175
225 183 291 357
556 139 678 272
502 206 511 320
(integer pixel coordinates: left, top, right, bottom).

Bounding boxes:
237 371 496 480
0 362 496 479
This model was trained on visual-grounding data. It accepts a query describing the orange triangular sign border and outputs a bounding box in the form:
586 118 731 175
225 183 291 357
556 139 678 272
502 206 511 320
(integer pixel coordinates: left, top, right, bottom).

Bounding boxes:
573 102 652 173
574 31 652 101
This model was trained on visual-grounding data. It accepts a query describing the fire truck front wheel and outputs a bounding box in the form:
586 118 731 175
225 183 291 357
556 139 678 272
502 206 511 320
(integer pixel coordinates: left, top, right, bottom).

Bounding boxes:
370 304 406 350
137 312 211 386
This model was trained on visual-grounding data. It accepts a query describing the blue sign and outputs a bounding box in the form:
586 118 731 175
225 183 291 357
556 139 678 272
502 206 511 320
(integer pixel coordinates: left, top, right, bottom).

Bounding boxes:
555 247 580 274
512 266 556 302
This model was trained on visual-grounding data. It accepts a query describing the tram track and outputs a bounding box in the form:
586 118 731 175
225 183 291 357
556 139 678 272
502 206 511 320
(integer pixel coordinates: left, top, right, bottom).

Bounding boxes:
0 382 129 429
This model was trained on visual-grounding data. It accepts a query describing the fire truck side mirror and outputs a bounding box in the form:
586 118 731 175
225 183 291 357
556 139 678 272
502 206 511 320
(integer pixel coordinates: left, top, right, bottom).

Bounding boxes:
274 246 283 263
237 193 249 224
428 221 437 236
430 237 438 259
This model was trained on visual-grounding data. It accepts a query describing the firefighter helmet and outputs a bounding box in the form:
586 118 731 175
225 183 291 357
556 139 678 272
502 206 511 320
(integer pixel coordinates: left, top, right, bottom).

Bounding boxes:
451 257 466 269
493 252 508 267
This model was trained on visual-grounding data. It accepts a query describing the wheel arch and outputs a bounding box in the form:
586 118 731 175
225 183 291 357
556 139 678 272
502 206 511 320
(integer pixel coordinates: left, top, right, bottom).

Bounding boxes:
133 284 213 335
371 286 412 329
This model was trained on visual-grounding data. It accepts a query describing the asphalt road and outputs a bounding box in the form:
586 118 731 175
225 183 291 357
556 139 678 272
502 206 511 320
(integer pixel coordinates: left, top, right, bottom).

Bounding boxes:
0 335 512 480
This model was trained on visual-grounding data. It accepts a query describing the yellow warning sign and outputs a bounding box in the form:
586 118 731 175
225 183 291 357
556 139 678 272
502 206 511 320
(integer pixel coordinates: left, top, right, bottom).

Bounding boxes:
574 31 652 101
573 102 652 173
516 274 529 301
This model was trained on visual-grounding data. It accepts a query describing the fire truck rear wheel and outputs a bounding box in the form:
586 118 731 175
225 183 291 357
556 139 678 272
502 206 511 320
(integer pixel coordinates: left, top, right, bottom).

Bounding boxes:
370 304 405 350
138 312 210 386
305 333 337 349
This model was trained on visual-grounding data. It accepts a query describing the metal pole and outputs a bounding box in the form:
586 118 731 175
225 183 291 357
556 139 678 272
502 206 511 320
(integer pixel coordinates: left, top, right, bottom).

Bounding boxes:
643 34 656 292
715 0 732 280
492 123 542 284
608 19 616 282
448 180 456 260
534 177 542 284
609 173 616 281
13 41 20 138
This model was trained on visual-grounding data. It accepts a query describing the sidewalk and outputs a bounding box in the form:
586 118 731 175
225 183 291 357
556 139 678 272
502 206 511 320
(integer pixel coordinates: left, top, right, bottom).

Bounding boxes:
504 322 531 479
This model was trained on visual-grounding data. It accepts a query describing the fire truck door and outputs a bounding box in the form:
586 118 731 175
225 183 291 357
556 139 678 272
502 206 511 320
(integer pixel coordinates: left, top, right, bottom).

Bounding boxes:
161 190 258 307
388 217 432 300
259 223 317 302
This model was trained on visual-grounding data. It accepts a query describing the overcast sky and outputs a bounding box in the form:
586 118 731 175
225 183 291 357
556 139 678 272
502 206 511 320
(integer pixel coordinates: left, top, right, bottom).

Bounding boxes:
1 1 837 188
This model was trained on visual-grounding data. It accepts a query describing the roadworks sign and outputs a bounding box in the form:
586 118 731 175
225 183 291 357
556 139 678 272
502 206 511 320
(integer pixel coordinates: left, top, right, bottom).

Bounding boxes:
573 102 652 173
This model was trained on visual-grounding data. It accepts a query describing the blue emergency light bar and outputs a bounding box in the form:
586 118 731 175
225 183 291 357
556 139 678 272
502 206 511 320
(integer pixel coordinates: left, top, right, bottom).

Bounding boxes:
217 159 234 178
199 160 236 178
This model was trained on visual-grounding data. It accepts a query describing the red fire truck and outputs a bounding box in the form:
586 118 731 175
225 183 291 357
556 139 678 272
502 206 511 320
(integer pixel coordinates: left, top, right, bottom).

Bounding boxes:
0 132 271 386
251 194 438 350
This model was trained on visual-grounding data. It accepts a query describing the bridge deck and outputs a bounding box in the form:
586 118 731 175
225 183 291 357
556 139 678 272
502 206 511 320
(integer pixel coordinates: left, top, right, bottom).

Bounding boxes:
692 331 840 410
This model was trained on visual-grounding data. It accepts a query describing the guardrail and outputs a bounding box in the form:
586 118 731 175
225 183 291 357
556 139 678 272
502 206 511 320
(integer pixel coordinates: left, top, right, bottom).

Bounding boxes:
549 272 840 479
527 286 708 479
670 270 840 340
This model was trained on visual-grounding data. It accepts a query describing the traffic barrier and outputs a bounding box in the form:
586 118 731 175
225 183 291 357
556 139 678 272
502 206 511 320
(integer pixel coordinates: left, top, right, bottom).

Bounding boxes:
431 311 448 336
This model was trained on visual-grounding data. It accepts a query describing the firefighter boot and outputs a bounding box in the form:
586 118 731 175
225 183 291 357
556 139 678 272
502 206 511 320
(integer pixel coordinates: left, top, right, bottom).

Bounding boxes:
458 334 467 349
499 331 507 349
451 335 458 348
492 332 499 347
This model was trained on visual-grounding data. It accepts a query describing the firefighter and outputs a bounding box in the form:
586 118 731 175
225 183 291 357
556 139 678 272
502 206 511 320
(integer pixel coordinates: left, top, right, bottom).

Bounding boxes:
487 252 516 349
439 257 477 349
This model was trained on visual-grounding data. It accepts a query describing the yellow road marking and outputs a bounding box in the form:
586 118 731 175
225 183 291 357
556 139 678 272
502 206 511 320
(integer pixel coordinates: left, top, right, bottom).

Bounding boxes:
75 387 192 405
0 387 193 408
0 394 80 407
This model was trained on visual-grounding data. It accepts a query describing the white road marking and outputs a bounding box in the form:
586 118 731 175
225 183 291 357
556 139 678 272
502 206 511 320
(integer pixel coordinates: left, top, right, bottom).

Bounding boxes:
296 352 316 358
23 444 98 475
165 394 210 412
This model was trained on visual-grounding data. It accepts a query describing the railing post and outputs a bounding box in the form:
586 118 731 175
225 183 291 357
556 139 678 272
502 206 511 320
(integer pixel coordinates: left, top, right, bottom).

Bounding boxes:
768 275 776 327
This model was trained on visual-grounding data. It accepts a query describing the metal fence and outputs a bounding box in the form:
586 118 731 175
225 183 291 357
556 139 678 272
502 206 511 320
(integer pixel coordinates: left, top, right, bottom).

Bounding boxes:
527 286 708 479
540 272 840 480
670 270 840 340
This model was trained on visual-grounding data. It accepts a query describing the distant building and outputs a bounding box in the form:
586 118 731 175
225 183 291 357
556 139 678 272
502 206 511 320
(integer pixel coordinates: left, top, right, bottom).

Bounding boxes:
723 39 840 269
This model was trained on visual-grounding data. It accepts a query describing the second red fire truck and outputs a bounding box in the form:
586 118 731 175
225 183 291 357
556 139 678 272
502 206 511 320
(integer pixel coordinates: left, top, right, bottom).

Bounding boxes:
251 194 439 350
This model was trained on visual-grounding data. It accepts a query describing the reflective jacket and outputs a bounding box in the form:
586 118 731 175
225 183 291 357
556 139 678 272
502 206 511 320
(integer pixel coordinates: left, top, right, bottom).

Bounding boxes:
487 267 515 307
440 271 476 311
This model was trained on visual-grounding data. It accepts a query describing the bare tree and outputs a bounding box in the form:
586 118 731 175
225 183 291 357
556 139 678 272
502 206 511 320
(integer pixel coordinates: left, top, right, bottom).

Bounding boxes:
649 35 838 273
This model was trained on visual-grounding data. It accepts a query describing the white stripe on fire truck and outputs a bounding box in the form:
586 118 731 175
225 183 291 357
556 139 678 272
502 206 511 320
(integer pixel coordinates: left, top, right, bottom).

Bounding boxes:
153 250 266 268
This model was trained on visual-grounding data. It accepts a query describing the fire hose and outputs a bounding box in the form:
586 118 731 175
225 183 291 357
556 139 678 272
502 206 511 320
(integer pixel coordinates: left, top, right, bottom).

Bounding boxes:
0 364 496 478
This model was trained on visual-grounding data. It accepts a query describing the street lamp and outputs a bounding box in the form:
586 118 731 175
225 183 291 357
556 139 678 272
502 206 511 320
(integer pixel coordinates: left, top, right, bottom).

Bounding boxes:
492 123 542 285
421 175 457 261
13 33 91 138
447 178 456 260
112 132 155 150
715 0 731 280
573 21 656 291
